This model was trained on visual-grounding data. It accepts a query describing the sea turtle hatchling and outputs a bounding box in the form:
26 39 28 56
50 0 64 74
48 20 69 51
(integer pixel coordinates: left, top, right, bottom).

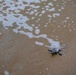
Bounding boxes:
48 44 67 56
48 48 62 56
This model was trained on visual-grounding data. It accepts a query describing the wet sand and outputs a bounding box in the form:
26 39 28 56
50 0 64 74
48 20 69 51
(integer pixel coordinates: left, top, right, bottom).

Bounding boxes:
0 0 76 75
0 26 76 75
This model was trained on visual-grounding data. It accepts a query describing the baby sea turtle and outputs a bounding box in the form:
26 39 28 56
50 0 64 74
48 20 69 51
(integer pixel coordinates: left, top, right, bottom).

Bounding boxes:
48 48 62 56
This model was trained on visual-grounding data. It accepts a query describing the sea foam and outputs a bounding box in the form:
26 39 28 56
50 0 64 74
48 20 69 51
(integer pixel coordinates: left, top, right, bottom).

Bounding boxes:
0 0 65 49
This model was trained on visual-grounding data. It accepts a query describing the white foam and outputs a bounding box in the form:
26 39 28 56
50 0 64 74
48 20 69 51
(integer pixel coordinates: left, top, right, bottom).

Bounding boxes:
31 24 35 27
34 6 40 9
66 17 70 19
13 29 18 33
29 11 35 15
19 31 34 38
49 7 55 12
53 13 60 18
45 6 49 9
0 0 3 2
35 29 40 34
31 17 35 19
35 41 44 46
23 0 40 3
4 71 9 75
2 13 33 31
0 0 63 49
48 15 52 18
35 12 39 16
41 10 45 14
41 0 47 2
48 2 53 6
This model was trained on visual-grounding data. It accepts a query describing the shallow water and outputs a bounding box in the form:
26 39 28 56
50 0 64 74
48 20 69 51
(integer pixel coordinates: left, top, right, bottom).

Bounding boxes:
0 0 76 75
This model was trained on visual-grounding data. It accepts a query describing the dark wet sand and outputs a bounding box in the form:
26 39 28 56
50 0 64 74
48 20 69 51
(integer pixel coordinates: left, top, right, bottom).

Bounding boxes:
0 0 76 75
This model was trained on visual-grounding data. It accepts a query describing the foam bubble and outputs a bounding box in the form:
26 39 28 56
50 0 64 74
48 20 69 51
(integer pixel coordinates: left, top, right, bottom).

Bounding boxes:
4 71 9 75
35 41 44 46
66 17 70 19
53 13 60 18
41 10 45 14
35 29 40 34
49 7 55 12
48 2 53 6
29 11 35 15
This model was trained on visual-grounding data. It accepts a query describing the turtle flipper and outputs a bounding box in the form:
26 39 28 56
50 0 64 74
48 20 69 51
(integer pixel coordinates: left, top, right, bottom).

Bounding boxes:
48 50 52 52
58 53 62 56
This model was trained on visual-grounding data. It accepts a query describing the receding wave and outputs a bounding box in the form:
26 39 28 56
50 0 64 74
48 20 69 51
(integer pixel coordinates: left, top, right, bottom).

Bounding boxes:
0 0 72 49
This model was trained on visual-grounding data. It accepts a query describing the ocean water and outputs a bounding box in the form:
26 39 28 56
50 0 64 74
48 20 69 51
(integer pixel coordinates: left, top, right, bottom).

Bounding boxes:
0 0 76 50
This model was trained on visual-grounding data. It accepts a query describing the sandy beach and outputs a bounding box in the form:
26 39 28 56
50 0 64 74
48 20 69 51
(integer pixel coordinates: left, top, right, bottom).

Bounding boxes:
0 0 76 75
